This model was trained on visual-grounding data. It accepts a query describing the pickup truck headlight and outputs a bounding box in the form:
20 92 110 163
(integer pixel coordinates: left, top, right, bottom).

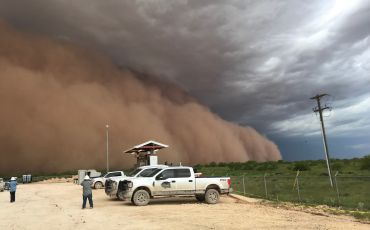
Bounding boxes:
127 181 133 188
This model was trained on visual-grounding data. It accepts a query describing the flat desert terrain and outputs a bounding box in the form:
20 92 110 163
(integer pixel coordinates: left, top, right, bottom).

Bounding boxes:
0 182 368 230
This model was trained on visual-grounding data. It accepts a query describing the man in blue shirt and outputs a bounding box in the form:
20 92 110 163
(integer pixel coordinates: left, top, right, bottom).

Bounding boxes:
80 175 93 209
9 177 17 203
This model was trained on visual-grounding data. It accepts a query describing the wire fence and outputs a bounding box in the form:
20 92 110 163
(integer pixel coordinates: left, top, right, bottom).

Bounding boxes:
227 173 370 210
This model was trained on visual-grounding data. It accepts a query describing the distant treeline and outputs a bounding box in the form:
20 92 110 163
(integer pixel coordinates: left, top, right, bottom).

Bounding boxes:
2 156 370 179
193 155 370 175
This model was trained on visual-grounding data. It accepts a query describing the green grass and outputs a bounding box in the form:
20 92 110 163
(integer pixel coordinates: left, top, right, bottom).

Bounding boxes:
351 211 370 221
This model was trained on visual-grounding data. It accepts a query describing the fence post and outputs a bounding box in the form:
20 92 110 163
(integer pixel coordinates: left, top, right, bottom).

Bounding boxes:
296 171 301 202
264 173 268 199
242 174 246 196
334 171 340 206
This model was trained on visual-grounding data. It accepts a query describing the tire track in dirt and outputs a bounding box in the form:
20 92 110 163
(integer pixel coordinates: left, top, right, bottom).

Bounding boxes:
33 185 87 227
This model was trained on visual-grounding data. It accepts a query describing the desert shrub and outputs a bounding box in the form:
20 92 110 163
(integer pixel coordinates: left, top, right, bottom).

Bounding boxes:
208 162 217 167
352 211 370 221
360 155 370 170
229 162 244 170
308 160 320 166
193 164 202 171
242 161 258 170
332 162 344 171
256 162 278 171
292 162 310 171
217 162 227 167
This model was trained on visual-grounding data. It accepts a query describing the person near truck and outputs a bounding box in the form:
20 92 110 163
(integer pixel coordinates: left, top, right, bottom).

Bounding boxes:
80 175 93 209
9 177 17 203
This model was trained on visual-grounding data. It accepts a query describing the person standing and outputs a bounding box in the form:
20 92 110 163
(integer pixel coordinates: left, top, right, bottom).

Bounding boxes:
80 175 93 209
9 177 17 203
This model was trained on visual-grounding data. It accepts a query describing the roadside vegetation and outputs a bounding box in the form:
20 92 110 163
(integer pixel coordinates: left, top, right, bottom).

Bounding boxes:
194 155 370 213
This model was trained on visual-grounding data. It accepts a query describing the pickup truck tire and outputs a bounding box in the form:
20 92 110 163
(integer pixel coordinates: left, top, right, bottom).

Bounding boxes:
94 182 103 189
195 194 205 202
205 189 219 204
132 189 150 206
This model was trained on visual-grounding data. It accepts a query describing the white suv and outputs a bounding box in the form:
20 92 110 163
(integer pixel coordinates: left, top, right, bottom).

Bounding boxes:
91 171 125 189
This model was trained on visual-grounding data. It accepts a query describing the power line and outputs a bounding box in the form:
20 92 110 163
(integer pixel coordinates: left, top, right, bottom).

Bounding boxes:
310 94 334 188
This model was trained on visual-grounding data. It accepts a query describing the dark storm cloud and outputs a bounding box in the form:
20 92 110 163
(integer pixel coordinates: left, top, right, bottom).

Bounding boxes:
1 0 370 151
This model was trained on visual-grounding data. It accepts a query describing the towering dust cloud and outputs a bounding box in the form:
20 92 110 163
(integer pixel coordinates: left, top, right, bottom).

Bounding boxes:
0 22 280 174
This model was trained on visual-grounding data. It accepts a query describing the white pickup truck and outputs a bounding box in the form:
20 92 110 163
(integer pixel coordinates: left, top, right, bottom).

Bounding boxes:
91 171 125 189
105 165 169 200
119 166 231 206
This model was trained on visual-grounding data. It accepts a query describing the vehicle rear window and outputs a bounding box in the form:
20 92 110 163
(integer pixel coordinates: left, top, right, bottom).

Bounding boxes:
139 168 162 177
110 172 122 177
160 169 175 178
175 169 191 178
156 169 191 179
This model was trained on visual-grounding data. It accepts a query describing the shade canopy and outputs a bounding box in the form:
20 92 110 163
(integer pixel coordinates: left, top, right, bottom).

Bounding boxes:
124 140 169 155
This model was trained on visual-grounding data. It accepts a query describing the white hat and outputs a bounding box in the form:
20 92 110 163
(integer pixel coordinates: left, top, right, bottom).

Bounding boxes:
10 177 16 181
84 175 90 180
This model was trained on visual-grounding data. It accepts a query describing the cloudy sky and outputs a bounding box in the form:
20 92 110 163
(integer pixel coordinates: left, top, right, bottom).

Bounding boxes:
1 0 370 160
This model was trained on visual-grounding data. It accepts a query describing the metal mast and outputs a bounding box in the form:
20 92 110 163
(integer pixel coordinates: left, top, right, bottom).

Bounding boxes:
106 124 109 172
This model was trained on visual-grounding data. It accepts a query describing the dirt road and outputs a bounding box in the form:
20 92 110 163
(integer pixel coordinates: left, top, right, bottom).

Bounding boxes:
0 183 368 230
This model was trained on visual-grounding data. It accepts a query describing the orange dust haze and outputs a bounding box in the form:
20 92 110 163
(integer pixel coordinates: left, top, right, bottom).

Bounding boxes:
0 22 280 175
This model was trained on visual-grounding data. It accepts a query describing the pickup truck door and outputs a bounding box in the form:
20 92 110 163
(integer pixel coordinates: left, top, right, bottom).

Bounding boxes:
153 169 177 196
173 169 195 195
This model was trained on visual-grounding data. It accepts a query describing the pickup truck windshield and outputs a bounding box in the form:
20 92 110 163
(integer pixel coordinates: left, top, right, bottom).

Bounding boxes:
104 172 122 178
137 168 162 177
127 168 141 177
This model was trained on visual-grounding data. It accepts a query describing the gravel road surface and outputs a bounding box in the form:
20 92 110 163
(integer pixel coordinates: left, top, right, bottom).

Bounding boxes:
0 183 368 230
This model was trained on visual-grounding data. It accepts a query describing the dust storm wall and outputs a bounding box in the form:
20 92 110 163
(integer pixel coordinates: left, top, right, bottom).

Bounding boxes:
0 22 280 174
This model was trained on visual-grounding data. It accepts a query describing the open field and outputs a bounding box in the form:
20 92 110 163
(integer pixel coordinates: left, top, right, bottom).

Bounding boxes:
195 157 370 210
0 182 369 230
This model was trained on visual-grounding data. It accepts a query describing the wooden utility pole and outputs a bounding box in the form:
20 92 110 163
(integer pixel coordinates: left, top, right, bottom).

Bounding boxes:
310 94 334 187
